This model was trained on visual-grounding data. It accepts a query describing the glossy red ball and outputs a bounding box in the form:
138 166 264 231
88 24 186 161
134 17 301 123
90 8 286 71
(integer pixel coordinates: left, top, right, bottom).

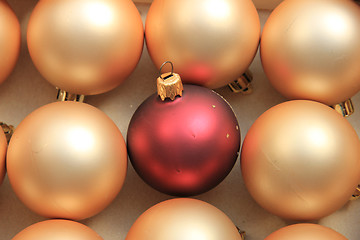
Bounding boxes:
127 85 240 196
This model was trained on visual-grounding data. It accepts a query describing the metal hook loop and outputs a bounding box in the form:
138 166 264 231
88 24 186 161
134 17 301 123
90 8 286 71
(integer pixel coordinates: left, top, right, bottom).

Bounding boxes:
159 61 174 80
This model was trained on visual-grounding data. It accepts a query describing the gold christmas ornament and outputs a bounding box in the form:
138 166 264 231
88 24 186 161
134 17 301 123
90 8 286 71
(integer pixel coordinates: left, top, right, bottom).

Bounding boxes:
241 100 360 220
126 198 243 240
145 0 260 89
0 0 20 85
261 0 360 106
27 0 144 95
265 224 347 240
12 219 103 240
7 102 127 220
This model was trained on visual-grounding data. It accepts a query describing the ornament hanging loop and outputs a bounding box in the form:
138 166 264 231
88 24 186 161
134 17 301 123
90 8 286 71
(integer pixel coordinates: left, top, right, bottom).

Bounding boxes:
159 61 174 80
157 61 183 101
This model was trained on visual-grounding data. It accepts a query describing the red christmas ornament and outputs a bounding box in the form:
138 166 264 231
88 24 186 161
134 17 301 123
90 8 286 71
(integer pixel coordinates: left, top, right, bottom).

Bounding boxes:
127 63 240 196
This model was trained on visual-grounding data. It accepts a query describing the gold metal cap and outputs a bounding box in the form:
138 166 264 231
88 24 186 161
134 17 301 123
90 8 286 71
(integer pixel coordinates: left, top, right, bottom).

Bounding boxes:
57 89 85 102
332 99 354 117
350 185 360 200
228 69 253 94
157 61 183 101
236 227 246 240
0 122 14 143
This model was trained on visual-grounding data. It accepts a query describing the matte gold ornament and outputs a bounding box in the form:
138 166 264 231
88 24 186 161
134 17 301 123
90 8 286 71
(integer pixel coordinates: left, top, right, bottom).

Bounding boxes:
0 0 20 85
126 198 243 240
12 219 103 240
265 224 347 240
145 0 261 89
241 100 360 220
7 102 127 220
261 0 360 106
27 0 144 95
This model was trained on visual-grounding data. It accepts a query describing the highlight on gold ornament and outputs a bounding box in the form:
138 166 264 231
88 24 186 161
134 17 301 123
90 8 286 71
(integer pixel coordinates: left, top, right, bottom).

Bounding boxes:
27 0 144 95
0 0 21 86
6 101 128 220
260 0 360 113
145 0 260 89
126 198 244 240
241 100 360 220
12 219 103 240
264 223 348 240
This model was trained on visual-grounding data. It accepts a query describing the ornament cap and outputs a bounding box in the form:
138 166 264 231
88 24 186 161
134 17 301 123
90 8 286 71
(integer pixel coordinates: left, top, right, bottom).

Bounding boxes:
236 226 246 240
351 185 360 200
331 99 354 117
0 122 14 143
56 88 85 102
157 61 183 101
228 69 253 94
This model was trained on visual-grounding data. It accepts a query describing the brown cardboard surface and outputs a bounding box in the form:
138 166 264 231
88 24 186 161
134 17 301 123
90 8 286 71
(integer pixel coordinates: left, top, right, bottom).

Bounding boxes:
0 1 359 240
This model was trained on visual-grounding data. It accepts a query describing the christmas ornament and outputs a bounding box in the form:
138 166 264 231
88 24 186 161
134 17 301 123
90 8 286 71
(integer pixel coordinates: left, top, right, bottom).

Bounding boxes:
260 0 360 106
12 219 103 240
265 224 347 240
145 0 260 89
0 0 20 85
7 101 127 220
241 100 360 220
127 62 240 196
27 0 144 95
0 127 7 186
126 198 243 240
